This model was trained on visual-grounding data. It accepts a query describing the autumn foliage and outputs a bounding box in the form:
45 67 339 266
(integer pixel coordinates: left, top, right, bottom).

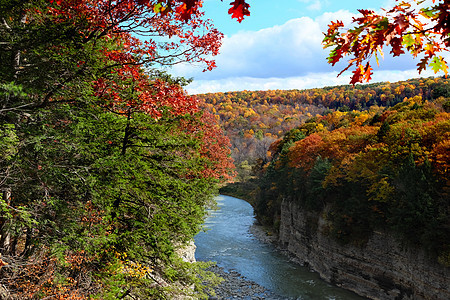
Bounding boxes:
228 0 251 22
198 76 450 173
323 0 450 84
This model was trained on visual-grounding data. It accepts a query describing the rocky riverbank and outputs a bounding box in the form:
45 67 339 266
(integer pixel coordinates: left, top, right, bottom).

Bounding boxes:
204 224 297 300
248 223 278 244
206 265 289 300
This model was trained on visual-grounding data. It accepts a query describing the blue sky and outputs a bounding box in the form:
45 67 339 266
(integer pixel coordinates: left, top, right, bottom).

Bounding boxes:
170 0 444 94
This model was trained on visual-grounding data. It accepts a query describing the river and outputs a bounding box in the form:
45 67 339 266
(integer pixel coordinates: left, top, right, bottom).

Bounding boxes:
194 195 365 299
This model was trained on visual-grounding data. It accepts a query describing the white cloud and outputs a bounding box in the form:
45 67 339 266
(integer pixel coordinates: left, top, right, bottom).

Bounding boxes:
171 7 448 94
172 10 356 80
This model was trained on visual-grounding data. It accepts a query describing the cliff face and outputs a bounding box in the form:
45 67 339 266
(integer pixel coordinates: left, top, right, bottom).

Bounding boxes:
279 200 450 300
176 240 197 264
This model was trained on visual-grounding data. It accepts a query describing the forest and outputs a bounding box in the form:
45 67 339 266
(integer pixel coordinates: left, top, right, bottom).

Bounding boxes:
215 80 450 266
199 77 450 176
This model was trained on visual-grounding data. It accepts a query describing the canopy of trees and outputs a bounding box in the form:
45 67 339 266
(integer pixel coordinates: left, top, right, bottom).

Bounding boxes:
198 77 450 175
0 0 234 298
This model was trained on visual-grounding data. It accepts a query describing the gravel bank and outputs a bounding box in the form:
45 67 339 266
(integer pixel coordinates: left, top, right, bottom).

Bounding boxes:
249 223 278 245
206 265 290 300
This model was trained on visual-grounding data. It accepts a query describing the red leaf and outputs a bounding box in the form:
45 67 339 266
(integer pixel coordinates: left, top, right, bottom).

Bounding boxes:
177 0 198 22
350 65 364 85
417 57 428 73
363 62 373 82
389 37 405 56
228 0 250 23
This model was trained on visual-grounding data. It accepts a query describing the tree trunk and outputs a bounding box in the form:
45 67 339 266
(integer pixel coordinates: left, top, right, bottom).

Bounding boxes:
0 189 12 254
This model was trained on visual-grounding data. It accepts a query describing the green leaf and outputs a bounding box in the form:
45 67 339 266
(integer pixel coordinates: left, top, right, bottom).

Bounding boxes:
376 17 389 31
402 34 415 48
153 3 162 13
420 7 436 18
429 56 443 73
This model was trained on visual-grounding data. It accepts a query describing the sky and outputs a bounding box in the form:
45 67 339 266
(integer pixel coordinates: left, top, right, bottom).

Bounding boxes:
169 0 445 95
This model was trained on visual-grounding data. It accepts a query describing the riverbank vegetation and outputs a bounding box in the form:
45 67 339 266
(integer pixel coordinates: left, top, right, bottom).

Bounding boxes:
0 1 234 298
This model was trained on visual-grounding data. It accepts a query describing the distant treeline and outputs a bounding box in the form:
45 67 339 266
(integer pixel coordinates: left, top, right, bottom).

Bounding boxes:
198 77 450 176
199 77 450 111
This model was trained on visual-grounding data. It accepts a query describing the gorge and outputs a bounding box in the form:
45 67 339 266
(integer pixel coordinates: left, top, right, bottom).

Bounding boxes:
195 195 365 299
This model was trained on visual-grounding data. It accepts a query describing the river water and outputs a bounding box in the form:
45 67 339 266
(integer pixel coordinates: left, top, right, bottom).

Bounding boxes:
194 195 365 299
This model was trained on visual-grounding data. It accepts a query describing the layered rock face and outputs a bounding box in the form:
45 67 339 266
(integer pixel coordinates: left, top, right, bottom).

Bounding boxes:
279 200 450 300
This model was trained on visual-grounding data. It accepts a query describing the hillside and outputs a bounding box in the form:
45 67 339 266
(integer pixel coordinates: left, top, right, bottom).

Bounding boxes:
198 77 450 179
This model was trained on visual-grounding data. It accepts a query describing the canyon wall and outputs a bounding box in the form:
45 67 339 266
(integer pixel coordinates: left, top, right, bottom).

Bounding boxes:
279 200 450 300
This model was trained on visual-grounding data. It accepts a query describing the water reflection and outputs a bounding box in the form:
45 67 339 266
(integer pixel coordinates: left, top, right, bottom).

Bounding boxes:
195 195 365 299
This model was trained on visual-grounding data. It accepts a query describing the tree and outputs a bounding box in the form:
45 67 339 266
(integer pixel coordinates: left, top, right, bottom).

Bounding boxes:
323 0 450 84
0 0 235 298
0 0 224 113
